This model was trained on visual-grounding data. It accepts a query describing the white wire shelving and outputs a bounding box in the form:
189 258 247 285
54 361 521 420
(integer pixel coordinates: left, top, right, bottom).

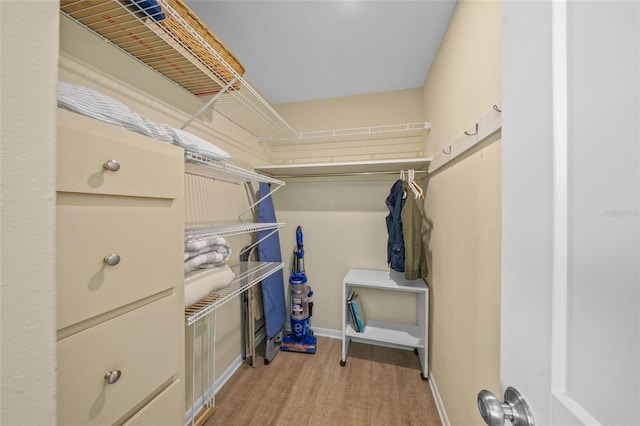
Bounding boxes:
184 261 284 326
183 151 285 186
264 122 432 144
184 151 285 219
185 222 285 241
255 158 432 179
60 1 432 147
60 0 296 140
185 222 285 259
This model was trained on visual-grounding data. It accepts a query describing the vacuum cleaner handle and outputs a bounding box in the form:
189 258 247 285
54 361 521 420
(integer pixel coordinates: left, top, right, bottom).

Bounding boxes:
296 226 304 256
295 226 305 273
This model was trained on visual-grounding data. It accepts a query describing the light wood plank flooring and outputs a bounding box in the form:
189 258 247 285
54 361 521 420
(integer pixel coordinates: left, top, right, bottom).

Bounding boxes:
205 336 442 426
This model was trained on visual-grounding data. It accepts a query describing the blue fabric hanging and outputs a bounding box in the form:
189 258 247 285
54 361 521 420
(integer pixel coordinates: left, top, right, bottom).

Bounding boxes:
257 182 286 338
385 179 406 272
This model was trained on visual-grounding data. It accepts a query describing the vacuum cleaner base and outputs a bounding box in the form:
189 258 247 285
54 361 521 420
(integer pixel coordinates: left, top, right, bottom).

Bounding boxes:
280 333 317 354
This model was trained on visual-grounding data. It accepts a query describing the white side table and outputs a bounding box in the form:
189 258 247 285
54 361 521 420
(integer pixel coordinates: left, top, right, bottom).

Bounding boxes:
340 268 429 380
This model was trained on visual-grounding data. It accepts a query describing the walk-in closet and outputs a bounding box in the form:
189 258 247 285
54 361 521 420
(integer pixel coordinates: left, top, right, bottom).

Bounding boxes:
2 1 638 426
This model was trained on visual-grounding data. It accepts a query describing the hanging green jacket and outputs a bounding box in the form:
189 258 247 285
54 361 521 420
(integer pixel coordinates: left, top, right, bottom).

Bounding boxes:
401 181 428 280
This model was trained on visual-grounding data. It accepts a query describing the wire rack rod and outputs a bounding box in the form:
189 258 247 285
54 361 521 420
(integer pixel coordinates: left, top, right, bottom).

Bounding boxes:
184 151 285 186
185 222 285 242
184 261 284 325
264 122 432 144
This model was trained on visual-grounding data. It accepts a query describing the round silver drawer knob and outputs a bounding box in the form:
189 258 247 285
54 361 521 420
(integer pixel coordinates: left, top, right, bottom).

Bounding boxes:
103 254 121 266
103 159 121 172
104 370 122 385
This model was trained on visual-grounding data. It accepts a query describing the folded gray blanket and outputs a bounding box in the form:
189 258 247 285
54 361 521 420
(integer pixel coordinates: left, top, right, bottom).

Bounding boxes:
185 236 229 252
184 237 232 273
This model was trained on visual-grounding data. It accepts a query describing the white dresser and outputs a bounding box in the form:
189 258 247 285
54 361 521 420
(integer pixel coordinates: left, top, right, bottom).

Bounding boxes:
56 109 185 425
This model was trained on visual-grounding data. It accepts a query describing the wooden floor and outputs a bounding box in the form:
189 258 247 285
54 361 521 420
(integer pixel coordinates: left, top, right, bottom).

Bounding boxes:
205 336 442 426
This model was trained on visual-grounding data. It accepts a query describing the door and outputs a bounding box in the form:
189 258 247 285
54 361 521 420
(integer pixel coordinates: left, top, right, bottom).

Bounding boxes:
500 1 639 425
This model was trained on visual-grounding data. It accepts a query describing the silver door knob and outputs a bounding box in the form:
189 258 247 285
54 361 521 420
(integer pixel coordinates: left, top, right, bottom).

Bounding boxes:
478 387 535 426
104 370 121 384
103 253 121 266
103 159 120 172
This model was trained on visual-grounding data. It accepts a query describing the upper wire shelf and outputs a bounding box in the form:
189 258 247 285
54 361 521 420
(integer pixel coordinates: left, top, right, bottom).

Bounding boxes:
184 151 285 186
184 261 284 325
60 0 296 140
263 122 432 144
255 157 432 179
185 222 285 242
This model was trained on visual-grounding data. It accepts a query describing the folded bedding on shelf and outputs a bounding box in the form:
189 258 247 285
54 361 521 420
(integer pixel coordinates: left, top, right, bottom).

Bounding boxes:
184 251 231 273
184 245 224 260
57 81 173 143
184 264 236 307
184 235 230 252
57 81 231 161
184 236 232 273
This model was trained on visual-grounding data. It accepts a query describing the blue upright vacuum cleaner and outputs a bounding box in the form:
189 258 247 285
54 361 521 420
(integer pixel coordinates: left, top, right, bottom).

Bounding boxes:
281 226 317 354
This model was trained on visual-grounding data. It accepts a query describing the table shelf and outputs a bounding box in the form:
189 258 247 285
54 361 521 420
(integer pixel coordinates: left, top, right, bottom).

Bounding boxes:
340 268 429 380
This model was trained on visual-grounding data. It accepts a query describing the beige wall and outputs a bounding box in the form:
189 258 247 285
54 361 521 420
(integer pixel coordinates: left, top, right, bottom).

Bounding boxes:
1 1 59 425
422 1 502 425
274 178 419 333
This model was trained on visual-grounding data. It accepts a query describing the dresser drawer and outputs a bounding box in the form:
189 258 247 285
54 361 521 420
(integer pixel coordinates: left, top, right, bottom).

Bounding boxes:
57 193 183 329
123 380 183 426
57 295 181 426
57 108 183 199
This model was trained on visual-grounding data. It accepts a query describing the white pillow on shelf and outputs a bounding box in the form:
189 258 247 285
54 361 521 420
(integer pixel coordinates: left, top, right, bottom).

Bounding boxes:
170 127 231 161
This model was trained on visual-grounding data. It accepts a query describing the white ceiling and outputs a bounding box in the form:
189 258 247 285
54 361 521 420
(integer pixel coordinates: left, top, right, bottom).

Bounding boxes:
185 1 458 105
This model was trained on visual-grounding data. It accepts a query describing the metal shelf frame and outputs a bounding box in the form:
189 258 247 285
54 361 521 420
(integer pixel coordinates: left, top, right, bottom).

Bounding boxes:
185 222 285 241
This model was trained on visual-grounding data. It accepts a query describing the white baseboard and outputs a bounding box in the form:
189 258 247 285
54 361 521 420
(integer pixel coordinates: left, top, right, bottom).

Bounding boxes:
310 326 341 340
428 371 450 426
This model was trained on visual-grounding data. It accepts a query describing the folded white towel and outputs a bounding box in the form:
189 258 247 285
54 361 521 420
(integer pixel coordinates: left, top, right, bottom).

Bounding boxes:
184 249 232 273
185 236 230 252
184 245 225 260
184 264 236 307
